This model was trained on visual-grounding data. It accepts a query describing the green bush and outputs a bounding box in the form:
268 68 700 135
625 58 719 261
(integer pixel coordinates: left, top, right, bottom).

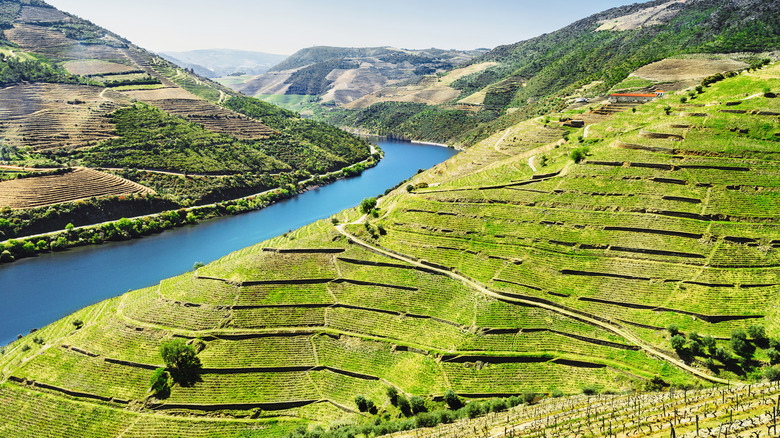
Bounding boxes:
397 395 411 416
766 366 780 382
149 367 171 397
410 396 426 414
386 386 398 405
72 319 84 329
582 385 599 396
159 339 202 385
569 147 589 163
465 401 483 419
671 334 687 353
443 389 461 409
360 197 377 214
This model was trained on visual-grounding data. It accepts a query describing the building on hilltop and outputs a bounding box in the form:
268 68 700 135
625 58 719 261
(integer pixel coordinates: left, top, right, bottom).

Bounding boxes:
608 90 665 103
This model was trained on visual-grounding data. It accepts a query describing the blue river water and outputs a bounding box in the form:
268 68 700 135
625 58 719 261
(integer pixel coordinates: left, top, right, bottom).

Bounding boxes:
0 140 457 345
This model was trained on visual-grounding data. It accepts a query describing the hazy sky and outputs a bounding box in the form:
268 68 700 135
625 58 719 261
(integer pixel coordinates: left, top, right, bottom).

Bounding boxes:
46 0 644 55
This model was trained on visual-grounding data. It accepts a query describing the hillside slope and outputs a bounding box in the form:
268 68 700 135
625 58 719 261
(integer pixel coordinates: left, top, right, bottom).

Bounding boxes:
327 0 780 145
3 54 780 436
233 46 486 108
0 0 371 241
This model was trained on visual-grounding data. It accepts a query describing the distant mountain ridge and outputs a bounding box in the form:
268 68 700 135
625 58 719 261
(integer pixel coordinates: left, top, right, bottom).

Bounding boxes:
325 0 780 145
159 48 288 78
234 45 488 106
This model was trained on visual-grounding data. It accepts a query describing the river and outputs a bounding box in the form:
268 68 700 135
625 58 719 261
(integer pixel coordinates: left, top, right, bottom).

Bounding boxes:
0 140 457 345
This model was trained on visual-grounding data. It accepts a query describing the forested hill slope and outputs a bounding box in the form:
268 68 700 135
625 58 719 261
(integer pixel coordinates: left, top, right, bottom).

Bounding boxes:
328 0 780 145
0 0 371 241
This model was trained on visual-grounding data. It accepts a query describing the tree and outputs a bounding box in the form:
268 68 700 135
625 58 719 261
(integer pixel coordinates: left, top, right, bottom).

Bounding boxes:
748 325 767 345
731 329 754 359
360 197 377 214
766 366 780 382
386 386 398 406
0 250 13 263
767 348 780 365
671 334 687 353
410 396 426 414
354 395 369 412
159 339 202 385
443 389 461 410
149 367 171 398
396 394 411 416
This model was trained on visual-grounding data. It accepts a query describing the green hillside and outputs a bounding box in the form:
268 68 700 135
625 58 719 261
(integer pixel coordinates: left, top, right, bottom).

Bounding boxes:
328 0 780 146
0 0 371 241
3 54 780 436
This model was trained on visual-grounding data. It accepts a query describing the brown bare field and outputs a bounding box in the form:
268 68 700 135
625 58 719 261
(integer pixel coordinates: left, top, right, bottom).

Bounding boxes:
148 98 275 140
631 58 749 82
120 87 198 101
344 62 497 109
63 60 136 76
0 83 128 151
238 71 292 97
4 24 126 60
18 5 70 23
596 0 688 31
0 168 154 209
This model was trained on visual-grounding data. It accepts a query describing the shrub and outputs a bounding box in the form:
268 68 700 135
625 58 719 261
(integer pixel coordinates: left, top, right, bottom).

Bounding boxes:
410 396 426 414
21 345 30 352
523 391 536 404
671 334 687 353
731 329 753 358
489 398 508 413
443 389 461 409
664 105 672 115
396 395 411 416
330 216 339 225
551 389 564 398
0 250 13 263
748 325 767 344
436 409 456 424
582 385 598 396
645 376 668 392
415 412 437 428
766 366 780 382
355 395 369 412
666 324 680 336
386 386 398 405
769 348 780 365
360 197 377 214
159 339 202 385
465 401 483 419
149 367 171 397
569 147 589 163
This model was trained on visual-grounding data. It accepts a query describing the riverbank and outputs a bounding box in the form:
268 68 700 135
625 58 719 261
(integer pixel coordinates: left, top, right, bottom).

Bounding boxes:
0 140 457 344
0 152 382 265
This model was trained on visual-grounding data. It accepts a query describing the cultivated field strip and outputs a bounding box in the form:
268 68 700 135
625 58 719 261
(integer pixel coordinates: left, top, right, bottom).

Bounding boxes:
391 381 780 438
0 167 154 209
0 83 125 151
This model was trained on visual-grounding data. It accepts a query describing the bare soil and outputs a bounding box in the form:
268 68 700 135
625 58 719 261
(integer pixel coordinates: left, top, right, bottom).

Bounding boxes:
631 58 749 82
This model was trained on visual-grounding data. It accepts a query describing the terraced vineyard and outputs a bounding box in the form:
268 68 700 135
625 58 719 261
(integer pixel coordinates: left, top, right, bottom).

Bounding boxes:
0 0 372 239
4 63 780 434
0 167 154 208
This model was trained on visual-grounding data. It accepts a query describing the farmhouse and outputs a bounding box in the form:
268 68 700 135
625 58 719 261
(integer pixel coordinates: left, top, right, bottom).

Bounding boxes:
609 90 665 103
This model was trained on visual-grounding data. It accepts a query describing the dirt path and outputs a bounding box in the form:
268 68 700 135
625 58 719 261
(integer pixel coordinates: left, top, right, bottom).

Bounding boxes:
334 219 728 385
527 156 537 172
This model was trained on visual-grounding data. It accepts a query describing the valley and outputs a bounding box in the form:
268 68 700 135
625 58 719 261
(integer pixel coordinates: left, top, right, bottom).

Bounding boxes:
2 0 780 436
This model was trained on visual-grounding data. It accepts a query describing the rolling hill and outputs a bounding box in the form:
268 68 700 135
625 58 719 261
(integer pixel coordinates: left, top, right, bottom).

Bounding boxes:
3 0 780 436
324 0 780 146
231 46 487 109
3 46 780 436
159 49 289 78
0 0 371 243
